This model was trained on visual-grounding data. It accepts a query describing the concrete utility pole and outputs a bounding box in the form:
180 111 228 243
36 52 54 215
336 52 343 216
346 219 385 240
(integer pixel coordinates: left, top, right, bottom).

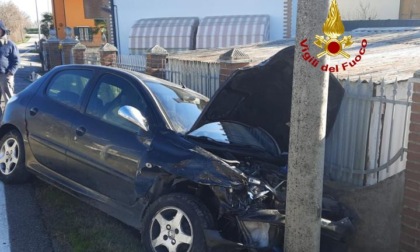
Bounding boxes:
284 0 330 251
35 0 41 42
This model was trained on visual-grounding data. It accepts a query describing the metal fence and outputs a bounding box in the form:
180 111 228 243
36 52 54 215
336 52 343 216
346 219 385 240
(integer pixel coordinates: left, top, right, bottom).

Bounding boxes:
83 52 220 98
165 59 220 98
325 78 412 186
84 51 101 65
116 54 147 73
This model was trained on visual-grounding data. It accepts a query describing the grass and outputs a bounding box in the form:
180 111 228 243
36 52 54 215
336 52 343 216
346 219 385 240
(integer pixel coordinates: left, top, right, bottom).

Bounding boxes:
34 180 143 252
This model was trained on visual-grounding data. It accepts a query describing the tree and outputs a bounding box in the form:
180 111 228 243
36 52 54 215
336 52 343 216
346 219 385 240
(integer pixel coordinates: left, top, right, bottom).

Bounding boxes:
92 19 108 43
0 1 31 42
355 2 378 20
40 12 53 38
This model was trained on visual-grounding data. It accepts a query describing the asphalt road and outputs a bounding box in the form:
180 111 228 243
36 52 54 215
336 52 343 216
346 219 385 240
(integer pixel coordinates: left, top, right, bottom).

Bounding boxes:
0 34 53 252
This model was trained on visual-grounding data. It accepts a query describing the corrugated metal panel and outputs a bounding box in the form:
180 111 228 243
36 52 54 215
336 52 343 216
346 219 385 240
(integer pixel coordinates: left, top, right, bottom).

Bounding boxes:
129 17 199 54
325 79 374 186
196 15 270 49
325 78 412 186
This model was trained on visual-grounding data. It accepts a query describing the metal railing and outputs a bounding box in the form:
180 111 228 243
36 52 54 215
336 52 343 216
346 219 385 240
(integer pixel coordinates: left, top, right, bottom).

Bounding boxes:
116 54 147 73
165 59 220 98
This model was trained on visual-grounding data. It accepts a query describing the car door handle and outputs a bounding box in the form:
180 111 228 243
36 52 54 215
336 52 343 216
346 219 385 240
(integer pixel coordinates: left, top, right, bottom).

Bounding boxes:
29 107 38 116
75 126 86 136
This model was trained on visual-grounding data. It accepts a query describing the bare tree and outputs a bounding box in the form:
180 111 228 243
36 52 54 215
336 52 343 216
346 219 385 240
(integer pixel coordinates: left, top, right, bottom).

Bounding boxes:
355 1 378 20
0 1 31 42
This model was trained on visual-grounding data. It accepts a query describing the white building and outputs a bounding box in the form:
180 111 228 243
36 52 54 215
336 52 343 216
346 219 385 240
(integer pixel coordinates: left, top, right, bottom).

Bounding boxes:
112 0 402 54
337 0 400 20
113 0 298 54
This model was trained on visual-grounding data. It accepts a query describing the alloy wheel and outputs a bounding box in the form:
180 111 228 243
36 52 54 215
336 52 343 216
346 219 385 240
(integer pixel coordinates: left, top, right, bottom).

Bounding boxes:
0 137 19 175
150 206 193 252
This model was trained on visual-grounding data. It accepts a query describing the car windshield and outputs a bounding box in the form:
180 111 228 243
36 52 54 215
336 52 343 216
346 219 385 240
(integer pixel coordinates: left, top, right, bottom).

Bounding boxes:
188 121 281 157
145 81 209 133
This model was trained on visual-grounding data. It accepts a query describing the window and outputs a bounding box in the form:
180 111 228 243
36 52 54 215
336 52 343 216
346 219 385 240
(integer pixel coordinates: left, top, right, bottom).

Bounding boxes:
47 70 93 109
74 27 93 42
86 74 147 132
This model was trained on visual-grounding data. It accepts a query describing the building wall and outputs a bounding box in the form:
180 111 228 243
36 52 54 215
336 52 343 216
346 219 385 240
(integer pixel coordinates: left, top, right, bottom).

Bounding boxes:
400 72 420 251
336 0 400 20
400 0 420 19
52 0 101 46
52 0 66 38
63 0 95 28
114 0 294 54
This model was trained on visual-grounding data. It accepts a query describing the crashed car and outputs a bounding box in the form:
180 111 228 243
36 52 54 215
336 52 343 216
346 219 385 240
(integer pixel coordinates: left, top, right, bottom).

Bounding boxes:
0 46 351 251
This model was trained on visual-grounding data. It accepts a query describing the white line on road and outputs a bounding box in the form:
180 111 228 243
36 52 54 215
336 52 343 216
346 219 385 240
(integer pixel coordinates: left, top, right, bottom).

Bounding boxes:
0 182 11 252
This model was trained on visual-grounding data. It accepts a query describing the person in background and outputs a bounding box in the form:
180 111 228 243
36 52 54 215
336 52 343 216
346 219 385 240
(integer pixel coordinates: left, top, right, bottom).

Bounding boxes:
0 20 19 112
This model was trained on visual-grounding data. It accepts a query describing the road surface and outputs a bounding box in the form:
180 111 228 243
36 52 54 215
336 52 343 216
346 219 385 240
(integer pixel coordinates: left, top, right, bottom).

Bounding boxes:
0 34 53 252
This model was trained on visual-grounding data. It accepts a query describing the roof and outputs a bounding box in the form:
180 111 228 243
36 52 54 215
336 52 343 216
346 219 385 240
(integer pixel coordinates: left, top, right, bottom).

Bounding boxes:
129 17 199 54
343 20 420 31
167 27 420 84
332 27 420 83
196 15 270 49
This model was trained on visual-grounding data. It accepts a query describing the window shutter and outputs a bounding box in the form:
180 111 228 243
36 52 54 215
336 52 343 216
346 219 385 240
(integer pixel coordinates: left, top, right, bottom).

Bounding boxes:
88 28 94 42
74 27 80 40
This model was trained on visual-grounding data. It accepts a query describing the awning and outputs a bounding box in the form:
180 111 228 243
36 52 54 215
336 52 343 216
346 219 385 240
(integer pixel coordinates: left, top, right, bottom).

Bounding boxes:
196 15 270 49
129 17 199 54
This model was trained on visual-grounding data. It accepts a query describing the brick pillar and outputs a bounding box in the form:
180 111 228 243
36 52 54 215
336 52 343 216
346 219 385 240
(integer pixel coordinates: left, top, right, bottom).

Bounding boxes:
99 43 118 67
218 48 251 86
400 70 420 251
72 43 87 64
61 27 78 64
46 29 61 70
146 45 168 79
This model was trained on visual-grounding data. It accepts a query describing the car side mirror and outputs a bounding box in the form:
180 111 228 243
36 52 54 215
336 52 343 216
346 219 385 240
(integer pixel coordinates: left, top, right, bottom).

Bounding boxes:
118 105 149 132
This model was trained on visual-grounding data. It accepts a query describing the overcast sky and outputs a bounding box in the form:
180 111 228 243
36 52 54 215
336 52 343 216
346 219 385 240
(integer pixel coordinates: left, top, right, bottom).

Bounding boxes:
1 0 52 22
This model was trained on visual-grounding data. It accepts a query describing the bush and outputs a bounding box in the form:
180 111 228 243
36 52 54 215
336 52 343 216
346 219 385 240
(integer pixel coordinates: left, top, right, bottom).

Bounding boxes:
26 28 39 34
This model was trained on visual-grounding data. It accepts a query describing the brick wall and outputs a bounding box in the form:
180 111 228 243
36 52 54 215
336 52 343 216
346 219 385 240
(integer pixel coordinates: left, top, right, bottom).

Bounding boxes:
72 43 87 64
46 41 62 70
400 71 420 251
219 62 250 85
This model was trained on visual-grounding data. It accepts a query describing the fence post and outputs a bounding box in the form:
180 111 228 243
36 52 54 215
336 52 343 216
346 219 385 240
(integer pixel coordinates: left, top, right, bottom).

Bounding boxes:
46 29 61 70
218 48 251 86
400 70 420 251
72 43 87 64
61 27 78 64
99 43 118 67
146 45 168 79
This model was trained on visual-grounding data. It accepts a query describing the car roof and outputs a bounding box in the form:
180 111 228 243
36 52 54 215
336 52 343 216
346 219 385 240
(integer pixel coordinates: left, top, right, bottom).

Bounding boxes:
53 64 158 82
53 64 208 99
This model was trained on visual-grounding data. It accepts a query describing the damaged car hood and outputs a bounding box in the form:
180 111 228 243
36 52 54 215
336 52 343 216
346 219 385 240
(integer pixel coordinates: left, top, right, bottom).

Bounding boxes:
190 46 344 152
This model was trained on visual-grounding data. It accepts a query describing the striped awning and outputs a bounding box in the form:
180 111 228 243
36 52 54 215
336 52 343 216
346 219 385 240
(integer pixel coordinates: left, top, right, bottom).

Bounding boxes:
129 17 199 54
196 15 270 49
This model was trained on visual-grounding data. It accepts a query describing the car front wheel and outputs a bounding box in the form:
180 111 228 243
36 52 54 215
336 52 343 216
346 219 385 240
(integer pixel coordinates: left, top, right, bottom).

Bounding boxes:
0 129 31 183
141 193 214 252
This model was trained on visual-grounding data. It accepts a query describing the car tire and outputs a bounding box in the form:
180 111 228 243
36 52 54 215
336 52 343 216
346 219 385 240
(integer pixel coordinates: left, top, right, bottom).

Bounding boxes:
0 129 31 183
141 193 214 252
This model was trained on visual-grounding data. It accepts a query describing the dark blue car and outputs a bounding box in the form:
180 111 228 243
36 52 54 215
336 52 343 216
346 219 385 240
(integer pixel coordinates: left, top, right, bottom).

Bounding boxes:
0 47 351 251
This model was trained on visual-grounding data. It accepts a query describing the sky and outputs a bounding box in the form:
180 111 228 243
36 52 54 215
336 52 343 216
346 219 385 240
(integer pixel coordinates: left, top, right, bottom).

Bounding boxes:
1 0 52 22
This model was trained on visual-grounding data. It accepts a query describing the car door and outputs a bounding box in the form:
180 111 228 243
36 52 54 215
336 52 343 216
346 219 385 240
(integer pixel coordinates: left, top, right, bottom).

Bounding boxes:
67 72 151 205
26 68 94 176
